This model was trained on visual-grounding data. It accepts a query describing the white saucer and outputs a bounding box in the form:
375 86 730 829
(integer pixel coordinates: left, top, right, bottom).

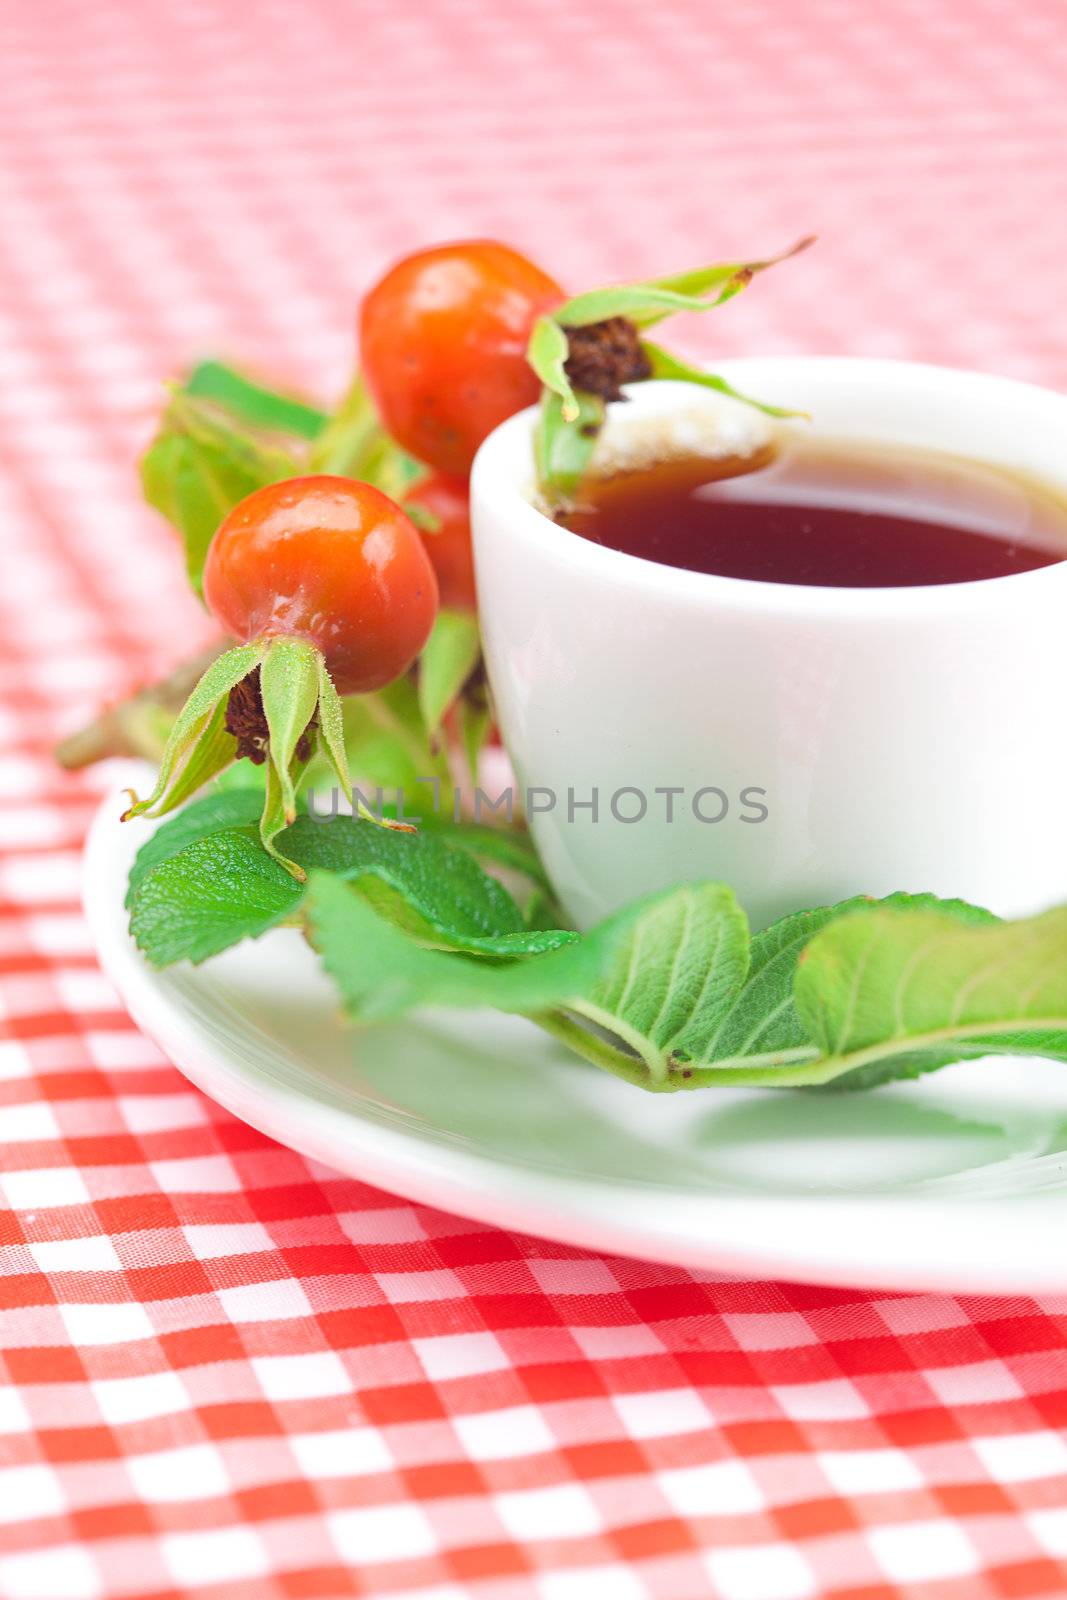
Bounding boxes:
85 776 1067 1295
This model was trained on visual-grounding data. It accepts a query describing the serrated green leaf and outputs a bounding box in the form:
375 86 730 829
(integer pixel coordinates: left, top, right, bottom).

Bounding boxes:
418 610 482 739
306 871 623 1021
534 389 605 506
669 893 997 1089
303 875 1038 1095
526 316 580 420
129 810 573 968
184 361 327 439
562 884 749 1083
141 394 297 596
793 902 1067 1088
413 815 551 891
641 341 805 420
130 825 301 967
307 874 749 1086
129 780 1067 1100
126 789 262 903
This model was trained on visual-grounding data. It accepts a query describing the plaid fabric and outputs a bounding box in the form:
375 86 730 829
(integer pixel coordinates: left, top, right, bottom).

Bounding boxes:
2 0 1067 1595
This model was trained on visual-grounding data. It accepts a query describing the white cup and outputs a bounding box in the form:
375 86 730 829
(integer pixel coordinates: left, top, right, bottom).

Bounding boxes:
470 359 1067 930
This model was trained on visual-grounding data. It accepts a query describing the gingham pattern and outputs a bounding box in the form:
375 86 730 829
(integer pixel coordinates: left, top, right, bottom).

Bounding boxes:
3 1 1067 1595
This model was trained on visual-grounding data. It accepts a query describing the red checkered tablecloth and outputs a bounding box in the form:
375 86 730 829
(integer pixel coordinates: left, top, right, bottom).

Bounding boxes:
3 1 1067 1596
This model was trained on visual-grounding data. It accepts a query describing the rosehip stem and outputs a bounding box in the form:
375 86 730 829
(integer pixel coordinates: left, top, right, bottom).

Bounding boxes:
55 640 231 770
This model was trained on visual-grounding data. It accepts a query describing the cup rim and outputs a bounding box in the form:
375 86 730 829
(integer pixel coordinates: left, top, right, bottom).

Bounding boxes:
470 355 1067 618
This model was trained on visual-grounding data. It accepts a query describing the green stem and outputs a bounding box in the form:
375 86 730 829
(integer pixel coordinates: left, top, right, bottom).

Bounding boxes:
567 999 668 1083
534 1010 824 1092
532 1010 658 1088
55 640 231 770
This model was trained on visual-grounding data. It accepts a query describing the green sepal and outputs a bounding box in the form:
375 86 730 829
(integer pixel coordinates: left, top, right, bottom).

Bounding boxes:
147 698 236 815
554 282 739 328
314 651 353 806
526 316 580 422
551 237 815 330
640 341 807 419
418 610 482 741
529 238 815 503
259 757 301 877
313 652 412 836
635 235 815 326
534 390 605 507
122 642 266 821
260 637 321 825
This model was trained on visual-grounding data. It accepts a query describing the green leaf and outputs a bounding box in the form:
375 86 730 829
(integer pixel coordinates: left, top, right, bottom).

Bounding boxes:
418 610 482 739
309 376 425 496
641 341 805 420
414 815 552 891
123 642 264 819
534 389 605 506
793 902 1067 1088
308 874 749 1086
306 871 620 1021
130 825 301 967
126 789 261 903
129 810 574 968
141 394 297 596
672 893 996 1090
561 884 749 1084
526 316 580 421
305 874 1036 1095
131 776 1067 1100
184 360 327 440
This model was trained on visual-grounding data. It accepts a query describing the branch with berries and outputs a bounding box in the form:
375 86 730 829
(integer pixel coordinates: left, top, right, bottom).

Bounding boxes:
59 234 815 876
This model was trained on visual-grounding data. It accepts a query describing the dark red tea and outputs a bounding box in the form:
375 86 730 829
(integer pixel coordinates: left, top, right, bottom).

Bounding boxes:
557 435 1067 587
